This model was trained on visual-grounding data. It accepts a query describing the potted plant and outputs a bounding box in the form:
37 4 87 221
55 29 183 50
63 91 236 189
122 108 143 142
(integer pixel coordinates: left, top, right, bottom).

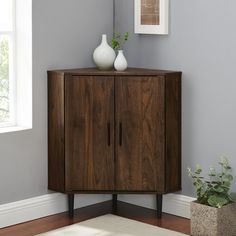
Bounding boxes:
188 157 236 236
111 31 129 71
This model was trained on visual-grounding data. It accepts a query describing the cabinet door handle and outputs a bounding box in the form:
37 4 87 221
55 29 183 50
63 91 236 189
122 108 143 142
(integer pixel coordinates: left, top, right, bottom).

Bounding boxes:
107 122 111 146
119 122 122 146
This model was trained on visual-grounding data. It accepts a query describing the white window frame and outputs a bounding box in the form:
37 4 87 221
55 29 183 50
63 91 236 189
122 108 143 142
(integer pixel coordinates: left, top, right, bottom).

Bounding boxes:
0 0 16 128
0 0 32 133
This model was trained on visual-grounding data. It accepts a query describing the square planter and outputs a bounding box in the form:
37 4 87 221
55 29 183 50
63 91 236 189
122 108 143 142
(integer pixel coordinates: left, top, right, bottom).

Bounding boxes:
191 201 236 236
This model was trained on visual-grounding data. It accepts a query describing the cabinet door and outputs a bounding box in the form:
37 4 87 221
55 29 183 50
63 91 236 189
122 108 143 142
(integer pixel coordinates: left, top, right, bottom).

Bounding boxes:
65 76 114 191
115 76 165 192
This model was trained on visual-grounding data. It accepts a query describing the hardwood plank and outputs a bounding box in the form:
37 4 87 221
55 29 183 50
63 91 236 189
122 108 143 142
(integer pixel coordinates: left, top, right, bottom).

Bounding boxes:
115 76 165 192
117 201 190 235
65 76 114 191
48 71 65 192
0 201 190 236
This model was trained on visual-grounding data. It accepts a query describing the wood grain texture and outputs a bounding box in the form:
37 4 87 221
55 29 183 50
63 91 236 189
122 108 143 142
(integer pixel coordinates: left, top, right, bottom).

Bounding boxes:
65 76 114 191
0 201 190 236
165 73 182 192
48 67 181 77
48 71 65 192
47 68 182 196
115 76 165 192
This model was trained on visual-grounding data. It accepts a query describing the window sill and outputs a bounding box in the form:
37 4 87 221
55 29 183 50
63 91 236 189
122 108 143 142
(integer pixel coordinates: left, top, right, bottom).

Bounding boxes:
0 126 32 134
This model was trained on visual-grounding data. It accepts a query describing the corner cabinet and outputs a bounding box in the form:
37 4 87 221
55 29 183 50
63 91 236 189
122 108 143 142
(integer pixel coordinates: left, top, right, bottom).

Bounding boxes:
48 68 182 218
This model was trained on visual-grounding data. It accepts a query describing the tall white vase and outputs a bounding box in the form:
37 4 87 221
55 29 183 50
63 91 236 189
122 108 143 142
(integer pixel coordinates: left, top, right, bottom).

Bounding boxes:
93 34 116 70
114 50 128 72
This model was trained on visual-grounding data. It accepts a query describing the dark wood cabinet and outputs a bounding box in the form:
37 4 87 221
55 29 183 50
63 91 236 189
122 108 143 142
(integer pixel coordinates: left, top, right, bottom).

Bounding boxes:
115 76 165 192
48 68 182 218
65 76 114 191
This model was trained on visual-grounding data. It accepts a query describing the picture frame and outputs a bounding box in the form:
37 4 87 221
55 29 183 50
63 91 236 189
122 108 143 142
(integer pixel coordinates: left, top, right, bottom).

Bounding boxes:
134 0 169 35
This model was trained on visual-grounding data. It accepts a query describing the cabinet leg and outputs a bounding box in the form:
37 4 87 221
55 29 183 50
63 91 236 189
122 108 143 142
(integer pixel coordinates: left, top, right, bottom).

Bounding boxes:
68 194 74 218
112 194 117 214
156 194 163 219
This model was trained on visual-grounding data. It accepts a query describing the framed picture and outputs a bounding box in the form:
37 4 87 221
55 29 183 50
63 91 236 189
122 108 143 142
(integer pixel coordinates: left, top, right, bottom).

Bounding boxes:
135 0 169 35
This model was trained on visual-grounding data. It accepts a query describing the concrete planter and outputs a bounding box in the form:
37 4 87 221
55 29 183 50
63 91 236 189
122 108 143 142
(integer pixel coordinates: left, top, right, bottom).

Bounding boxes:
191 201 236 236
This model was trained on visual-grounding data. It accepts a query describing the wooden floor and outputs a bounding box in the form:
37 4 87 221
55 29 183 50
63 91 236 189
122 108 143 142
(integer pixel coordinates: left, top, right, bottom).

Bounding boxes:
0 201 190 236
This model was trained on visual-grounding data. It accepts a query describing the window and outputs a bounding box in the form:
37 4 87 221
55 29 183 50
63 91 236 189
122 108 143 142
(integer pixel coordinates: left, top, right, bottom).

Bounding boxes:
0 0 15 127
0 0 32 132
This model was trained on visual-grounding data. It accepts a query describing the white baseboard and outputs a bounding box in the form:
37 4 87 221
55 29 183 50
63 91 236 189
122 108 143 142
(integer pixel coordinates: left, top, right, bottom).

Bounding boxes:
0 193 195 229
118 194 195 219
0 193 111 229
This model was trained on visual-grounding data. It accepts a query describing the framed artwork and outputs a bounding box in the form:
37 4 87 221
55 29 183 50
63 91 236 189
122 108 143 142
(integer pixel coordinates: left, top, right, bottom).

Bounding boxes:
135 0 169 35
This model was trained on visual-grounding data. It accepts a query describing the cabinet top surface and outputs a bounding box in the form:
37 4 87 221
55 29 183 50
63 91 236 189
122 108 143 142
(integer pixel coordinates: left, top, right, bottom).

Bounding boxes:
48 67 182 76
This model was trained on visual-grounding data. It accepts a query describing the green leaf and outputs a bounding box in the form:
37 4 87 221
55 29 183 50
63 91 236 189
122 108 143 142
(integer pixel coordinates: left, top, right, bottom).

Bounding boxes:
188 157 234 207
213 186 224 193
223 174 233 182
111 39 120 50
209 174 216 177
114 31 120 38
207 195 228 208
229 192 236 202
195 170 201 175
124 32 129 41
111 31 129 51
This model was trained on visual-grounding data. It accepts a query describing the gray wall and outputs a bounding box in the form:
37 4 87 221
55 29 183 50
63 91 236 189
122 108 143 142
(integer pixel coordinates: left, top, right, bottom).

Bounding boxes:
0 0 113 204
115 0 236 196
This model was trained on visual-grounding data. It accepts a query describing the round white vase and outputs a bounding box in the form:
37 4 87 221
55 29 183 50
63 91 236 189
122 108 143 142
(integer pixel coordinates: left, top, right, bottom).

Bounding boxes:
114 50 128 71
93 34 116 70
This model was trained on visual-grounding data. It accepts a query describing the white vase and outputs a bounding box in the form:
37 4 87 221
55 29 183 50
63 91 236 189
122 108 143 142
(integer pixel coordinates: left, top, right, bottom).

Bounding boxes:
114 50 128 71
93 34 116 70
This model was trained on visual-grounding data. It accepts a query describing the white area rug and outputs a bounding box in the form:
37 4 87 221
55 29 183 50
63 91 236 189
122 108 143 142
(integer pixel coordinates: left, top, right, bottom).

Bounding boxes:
38 214 187 236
